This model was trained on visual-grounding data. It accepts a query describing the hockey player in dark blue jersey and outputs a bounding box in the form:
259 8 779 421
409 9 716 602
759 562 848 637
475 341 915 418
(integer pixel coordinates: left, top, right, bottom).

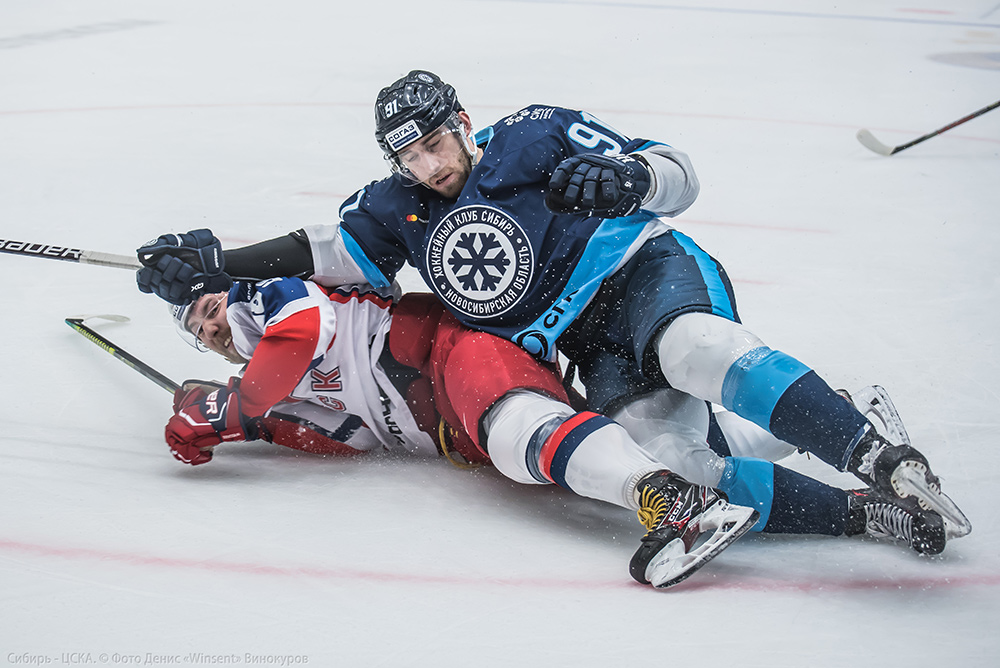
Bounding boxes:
136 70 970 553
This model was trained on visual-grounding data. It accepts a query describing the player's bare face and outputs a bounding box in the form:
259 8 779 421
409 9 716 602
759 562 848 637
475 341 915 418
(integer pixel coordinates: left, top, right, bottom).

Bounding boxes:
397 126 473 199
187 293 247 364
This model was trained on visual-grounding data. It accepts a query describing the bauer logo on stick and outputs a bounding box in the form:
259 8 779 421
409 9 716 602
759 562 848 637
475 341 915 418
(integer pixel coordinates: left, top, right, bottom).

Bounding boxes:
0 239 82 260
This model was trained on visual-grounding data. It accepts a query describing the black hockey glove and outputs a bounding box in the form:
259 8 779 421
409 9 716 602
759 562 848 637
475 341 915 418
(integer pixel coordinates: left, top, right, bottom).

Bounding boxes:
136 229 232 305
546 153 651 218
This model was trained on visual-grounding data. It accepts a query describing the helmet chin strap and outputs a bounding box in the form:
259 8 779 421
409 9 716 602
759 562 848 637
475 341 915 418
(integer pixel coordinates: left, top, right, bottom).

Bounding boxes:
461 118 480 166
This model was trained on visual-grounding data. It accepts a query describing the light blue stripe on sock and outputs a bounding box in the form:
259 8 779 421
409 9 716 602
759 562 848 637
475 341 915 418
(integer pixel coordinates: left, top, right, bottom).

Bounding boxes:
721 347 810 430
717 457 774 531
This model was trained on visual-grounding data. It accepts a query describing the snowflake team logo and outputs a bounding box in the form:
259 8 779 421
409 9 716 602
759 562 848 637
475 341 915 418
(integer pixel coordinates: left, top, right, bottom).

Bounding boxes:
426 205 533 319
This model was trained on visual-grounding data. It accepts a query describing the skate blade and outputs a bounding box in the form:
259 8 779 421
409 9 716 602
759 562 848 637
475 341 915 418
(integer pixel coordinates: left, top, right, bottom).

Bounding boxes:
851 385 910 446
646 502 759 589
892 464 972 538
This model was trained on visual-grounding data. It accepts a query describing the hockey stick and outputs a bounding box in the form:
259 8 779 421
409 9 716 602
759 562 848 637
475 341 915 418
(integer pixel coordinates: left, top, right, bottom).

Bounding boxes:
1 238 140 270
65 315 180 393
857 99 1000 156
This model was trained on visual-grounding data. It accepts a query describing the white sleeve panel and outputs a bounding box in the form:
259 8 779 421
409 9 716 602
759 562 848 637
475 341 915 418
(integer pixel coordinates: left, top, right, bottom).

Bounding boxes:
268 401 385 453
635 145 700 217
300 224 371 287
611 389 728 488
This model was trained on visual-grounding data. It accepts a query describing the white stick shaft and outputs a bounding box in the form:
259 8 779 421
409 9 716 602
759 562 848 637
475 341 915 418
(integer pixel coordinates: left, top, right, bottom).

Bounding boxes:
79 249 142 270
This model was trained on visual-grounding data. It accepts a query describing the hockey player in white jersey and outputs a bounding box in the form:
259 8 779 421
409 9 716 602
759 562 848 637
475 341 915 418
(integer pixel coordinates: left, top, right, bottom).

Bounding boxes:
167 275 759 588
165 277 950 591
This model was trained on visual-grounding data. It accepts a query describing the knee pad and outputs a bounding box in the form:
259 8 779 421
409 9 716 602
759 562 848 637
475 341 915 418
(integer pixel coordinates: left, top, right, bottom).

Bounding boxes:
656 313 764 403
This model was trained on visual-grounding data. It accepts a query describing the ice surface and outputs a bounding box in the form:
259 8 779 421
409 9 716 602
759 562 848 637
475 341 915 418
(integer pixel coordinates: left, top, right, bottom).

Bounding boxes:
1 1 998 666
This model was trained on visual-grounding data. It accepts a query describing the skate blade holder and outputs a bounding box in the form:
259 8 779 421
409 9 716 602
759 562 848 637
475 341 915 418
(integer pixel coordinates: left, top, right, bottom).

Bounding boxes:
892 462 972 538
645 503 758 588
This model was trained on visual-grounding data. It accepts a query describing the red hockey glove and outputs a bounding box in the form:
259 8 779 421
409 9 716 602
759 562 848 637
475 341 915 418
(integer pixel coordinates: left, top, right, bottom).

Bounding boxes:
165 378 265 465
171 379 225 413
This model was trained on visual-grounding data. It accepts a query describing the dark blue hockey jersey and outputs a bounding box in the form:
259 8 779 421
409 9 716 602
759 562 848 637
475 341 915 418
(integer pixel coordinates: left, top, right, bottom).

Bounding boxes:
317 105 697 360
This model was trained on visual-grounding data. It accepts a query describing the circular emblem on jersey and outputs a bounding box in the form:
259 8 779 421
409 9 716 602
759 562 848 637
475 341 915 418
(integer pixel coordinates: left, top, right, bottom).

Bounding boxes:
426 204 533 319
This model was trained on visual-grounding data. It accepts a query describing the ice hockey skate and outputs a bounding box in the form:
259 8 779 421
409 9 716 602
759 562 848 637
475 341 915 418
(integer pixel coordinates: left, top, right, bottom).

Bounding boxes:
843 386 971 538
845 488 947 555
628 470 759 589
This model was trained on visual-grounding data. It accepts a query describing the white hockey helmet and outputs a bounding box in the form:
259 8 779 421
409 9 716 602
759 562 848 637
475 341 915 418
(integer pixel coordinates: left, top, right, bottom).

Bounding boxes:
170 302 208 352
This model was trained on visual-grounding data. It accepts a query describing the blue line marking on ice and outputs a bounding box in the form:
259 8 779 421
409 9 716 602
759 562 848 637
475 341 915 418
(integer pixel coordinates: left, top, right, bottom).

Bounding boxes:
498 2 1000 29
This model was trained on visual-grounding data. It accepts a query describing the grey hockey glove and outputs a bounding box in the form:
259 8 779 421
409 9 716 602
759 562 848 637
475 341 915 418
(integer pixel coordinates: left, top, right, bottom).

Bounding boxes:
136 229 232 305
546 153 651 218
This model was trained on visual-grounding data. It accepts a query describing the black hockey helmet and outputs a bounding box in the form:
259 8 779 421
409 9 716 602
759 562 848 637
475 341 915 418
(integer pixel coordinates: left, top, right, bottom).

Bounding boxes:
374 70 463 160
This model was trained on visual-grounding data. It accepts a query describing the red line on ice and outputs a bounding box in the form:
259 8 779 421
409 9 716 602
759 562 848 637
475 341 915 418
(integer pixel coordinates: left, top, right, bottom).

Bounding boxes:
0 538 622 589
896 8 956 15
2 538 995 593
680 218 832 235
3 102 998 147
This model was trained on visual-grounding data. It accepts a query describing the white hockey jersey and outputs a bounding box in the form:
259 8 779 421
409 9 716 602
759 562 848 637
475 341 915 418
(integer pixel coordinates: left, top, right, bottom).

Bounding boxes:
224 277 438 457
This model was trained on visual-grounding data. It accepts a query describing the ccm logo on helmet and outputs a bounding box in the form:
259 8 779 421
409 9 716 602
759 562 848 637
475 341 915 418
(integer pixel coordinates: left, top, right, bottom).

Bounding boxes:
386 119 423 152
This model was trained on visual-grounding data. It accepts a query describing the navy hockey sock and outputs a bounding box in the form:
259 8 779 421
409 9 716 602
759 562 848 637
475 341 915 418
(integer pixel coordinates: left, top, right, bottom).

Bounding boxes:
715 457 849 535
769 371 868 471
765 464 849 535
